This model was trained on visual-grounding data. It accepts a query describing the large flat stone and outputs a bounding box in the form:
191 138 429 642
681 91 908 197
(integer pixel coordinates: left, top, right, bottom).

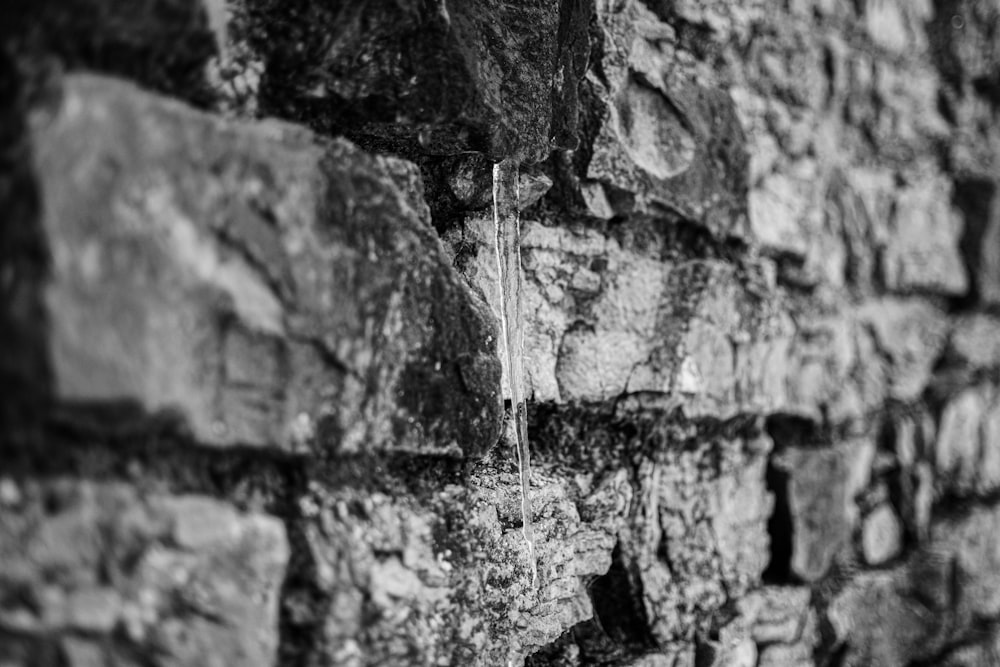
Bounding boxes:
582 0 749 237
9 73 501 455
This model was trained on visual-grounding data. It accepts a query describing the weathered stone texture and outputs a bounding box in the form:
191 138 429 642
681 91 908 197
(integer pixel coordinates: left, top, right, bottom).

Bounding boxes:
293 461 621 666
932 383 1000 496
452 215 790 412
861 503 903 566
828 502 1000 666
581 0 749 237
240 0 591 162
740 587 818 667
624 434 774 643
454 212 960 429
0 478 288 667
5 0 1000 665
15 73 501 456
775 437 875 582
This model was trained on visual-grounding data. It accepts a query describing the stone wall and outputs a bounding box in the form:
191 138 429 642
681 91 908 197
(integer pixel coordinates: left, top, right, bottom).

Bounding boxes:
2 1 1000 666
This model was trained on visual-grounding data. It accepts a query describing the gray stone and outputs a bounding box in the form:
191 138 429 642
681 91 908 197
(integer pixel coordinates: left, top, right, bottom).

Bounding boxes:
585 0 749 237
700 619 757 667
243 0 591 162
642 0 765 42
862 0 915 53
777 438 875 582
0 480 288 667
827 571 932 667
17 73 501 456
829 502 1000 665
518 170 553 211
65 587 123 633
0 478 22 508
931 504 1000 619
580 181 616 220
862 504 903 566
297 460 620 667
781 306 861 422
59 638 126 667
444 159 551 211
857 298 949 401
624 435 773 642
748 171 817 257
6 0 1000 665
935 387 988 494
880 172 968 296
739 586 812 645
455 215 792 416
948 315 1000 370
982 395 1000 494
936 631 1000 667
166 496 243 550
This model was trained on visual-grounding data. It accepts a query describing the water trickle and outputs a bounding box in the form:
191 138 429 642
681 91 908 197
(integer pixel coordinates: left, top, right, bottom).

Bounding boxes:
492 158 538 587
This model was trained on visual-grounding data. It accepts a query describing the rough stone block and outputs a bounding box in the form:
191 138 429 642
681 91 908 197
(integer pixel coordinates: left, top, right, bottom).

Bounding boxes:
827 570 934 667
880 173 968 295
861 504 903 565
456 213 954 428
948 314 1000 370
242 0 591 162
748 170 818 258
936 386 988 493
622 434 773 642
0 478 288 667
932 383 1000 496
8 73 501 455
776 437 875 582
585 0 749 237
455 215 792 418
857 298 949 401
829 502 1000 665
295 464 620 667
739 586 813 646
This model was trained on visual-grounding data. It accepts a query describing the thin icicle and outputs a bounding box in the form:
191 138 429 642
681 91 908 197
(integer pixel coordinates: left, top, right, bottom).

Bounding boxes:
492 157 538 587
